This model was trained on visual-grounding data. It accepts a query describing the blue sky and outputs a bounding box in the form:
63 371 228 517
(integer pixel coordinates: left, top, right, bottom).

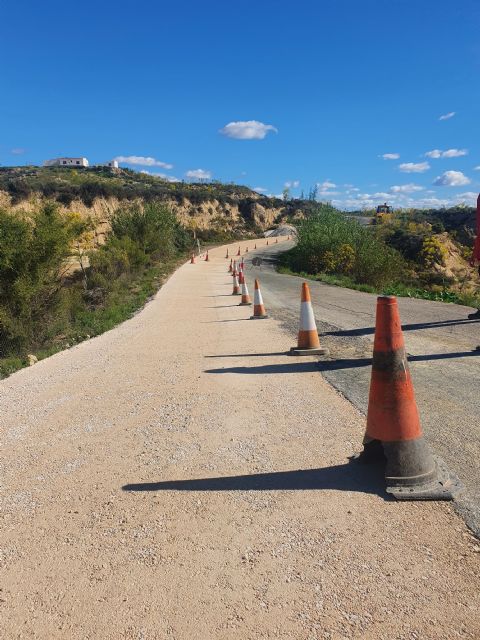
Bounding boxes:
1 0 479 209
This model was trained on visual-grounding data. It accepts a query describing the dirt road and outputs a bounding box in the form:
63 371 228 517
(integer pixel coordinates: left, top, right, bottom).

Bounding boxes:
1 239 479 639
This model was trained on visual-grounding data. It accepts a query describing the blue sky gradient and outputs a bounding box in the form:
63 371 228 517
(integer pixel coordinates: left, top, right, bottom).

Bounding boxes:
1 0 479 209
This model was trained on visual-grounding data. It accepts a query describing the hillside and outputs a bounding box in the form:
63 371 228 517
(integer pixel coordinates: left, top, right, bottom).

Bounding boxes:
0 166 318 237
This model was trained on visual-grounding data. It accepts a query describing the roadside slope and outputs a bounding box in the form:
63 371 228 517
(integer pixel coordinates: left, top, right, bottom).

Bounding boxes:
0 239 479 639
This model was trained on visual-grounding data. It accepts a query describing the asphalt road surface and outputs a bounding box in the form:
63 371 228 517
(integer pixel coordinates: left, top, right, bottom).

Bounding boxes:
245 241 480 535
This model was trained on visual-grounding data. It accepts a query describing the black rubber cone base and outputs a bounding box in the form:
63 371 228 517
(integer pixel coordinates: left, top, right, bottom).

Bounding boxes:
387 456 463 501
354 439 463 501
289 347 329 356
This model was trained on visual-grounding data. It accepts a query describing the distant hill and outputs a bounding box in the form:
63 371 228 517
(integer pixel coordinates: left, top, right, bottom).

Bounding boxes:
0 166 320 235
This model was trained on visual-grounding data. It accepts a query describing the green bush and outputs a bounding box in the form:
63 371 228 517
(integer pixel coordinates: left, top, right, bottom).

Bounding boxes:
282 206 406 289
0 199 194 373
110 201 191 258
0 203 85 356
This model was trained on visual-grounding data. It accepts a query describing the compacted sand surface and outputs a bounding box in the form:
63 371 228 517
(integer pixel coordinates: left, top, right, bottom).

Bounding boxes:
0 239 479 639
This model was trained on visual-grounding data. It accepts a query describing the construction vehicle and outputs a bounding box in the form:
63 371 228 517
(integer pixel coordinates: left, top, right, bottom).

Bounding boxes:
374 202 392 223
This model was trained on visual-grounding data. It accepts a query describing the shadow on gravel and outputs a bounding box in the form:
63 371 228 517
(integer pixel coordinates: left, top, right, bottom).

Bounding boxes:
122 462 388 498
204 350 480 375
205 352 289 358
205 362 320 374
203 319 251 323
324 318 480 338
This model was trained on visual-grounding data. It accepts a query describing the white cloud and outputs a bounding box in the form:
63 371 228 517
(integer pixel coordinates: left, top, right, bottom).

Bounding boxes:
185 168 212 180
390 183 424 193
10 147 25 155
456 192 478 203
425 149 442 159
381 153 400 160
399 162 430 173
317 180 336 190
319 190 340 196
433 170 471 186
115 155 173 169
439 111 456 121
140 170 179 182
442 148 468 158
253 186 268 193
284 180 300 189
474 166 480 171
219 120 278 140
425 148 468 159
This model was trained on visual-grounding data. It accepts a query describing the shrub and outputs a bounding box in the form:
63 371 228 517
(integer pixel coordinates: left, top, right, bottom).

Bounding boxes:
0 204 85 356
420 236 448 268
282 207 406 289
110 201 191 259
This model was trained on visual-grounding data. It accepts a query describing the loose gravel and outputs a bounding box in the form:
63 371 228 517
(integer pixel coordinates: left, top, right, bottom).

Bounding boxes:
0 239 479 639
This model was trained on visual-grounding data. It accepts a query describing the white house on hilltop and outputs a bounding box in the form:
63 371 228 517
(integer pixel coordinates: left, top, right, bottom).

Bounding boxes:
44 157 89 167
98 160 119 168
42 157 119 169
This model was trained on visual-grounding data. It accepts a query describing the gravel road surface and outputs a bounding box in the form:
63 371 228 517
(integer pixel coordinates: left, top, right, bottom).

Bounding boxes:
246 241 480 536
0 239 479 639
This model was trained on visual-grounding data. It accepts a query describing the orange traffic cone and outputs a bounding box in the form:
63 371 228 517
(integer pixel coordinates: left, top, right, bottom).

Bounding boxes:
266 240 269 246
276 238 278 244
356 296 460 500
239 279 252 306
238 268 244 285
225 248 229 259
228 259 233 273
190 254 195 264
250 279 268 319
254 243 257 249
290 283 328 356
237 246 241 256
232 274 240 295
245 247 249 253
205 251 209 262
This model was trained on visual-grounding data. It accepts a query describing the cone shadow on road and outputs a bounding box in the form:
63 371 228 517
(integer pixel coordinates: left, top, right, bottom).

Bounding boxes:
203 319 251 324
205 362 321 374
205 352 290 358
122 462 389 498
204 350 480 375
324 318 480 338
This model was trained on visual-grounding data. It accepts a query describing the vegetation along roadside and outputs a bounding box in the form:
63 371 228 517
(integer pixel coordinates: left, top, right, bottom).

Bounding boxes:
0 201 224 379
279 204 480 308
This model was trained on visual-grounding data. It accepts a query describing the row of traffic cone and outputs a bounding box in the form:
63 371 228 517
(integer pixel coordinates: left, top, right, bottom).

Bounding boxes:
229 258 267 318
224 254 461 502
193 235 291 265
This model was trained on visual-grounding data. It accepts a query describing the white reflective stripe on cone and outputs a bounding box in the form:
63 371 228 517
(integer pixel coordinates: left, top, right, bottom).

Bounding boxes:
254 287 264 306
299 301 317 331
